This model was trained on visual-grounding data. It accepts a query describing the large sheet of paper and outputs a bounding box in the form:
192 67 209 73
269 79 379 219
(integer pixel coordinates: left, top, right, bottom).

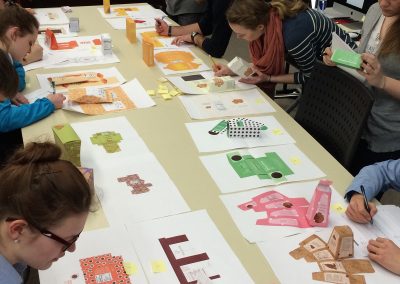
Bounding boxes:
186 116 295 153
36 35 120 68
39 227 147 284
167 71 257 95
94 153 190 226
331 32 365 81
37 67 126 93
200 144 325 193
126 210 254 284
97 4 165 19
257 227 400 284
179 89 275 119
220 181 347 243
106 17 156 30
71 116 150 171
34 8 69 25
154 47 210 75
26 79 155 115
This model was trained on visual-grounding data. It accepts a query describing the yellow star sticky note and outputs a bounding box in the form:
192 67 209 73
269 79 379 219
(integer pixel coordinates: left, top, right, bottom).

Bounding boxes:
158 84 168 91
151 260 167 273
331 203 346 214
290 156 301 165
162 93 172 100
147 90 156 96
123 261 138 275
255 98 265 104
272 128 283 136
157 88 169 94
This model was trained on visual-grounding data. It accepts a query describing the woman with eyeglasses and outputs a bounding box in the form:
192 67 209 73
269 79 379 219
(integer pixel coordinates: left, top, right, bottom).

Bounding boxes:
0 142 94 284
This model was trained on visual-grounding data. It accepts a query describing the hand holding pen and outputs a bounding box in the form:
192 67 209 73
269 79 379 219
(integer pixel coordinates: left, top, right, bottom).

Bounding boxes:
345 186 377 224
155 16 168 36
360 185 374 225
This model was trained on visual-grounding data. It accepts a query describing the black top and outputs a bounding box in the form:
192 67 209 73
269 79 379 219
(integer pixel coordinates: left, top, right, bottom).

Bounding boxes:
197 0 232 58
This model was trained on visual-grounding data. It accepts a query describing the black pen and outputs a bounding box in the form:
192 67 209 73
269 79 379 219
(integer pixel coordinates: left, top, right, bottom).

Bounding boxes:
360 185 373 225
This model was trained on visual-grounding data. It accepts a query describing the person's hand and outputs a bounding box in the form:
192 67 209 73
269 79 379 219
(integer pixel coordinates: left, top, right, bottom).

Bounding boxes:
171 34 191 46
359 53 385 88
238 68 269 85
214 64 235 77
22 43 43 65
11 93 29 106
368 237 400 275
345 193 377 223
322 47 336 66
155 18 168 36
46 93 66 109
25 8 35 14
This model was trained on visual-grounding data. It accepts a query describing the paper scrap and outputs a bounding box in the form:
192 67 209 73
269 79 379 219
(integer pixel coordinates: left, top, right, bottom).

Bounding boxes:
290 156 302 165
272 128 283 136
162 93 172 100
151 260 167 273
147 90 156 96
123 261 138 275
332 203 346 214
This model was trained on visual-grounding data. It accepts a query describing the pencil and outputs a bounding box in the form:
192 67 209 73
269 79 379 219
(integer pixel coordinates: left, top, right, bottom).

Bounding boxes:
209 55 217 69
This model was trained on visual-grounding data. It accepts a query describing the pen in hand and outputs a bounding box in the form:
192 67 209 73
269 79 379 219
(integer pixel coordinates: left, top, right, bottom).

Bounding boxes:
360 185 374 225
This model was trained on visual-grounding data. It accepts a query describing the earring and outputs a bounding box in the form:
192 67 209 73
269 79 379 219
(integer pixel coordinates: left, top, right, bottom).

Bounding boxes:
14 239 20 243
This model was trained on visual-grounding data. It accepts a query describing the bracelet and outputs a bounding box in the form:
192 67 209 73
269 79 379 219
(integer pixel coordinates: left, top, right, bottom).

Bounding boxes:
168 26 172 37
380 76 386 89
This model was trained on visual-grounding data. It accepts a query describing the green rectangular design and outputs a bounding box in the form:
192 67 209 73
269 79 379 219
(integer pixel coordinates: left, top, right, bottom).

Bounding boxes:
52 124 81 166
331 49 362 69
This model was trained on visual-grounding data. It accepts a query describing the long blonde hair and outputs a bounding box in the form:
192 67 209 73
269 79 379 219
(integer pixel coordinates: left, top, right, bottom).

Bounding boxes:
226 0 308 29
379 17 400 56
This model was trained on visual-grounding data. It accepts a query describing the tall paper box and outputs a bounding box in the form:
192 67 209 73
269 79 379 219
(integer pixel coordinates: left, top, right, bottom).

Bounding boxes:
306 179 332 227
327 225 354 259
52 124 81 167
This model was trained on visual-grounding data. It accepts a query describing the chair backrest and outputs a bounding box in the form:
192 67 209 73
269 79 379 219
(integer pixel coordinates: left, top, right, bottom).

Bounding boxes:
295 62 374 169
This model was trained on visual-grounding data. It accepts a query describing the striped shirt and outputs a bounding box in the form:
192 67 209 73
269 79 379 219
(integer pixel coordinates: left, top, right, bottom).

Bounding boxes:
283 9 357 84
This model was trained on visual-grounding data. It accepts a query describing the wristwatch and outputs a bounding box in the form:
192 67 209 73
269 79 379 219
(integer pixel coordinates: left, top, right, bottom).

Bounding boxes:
191 32 200 44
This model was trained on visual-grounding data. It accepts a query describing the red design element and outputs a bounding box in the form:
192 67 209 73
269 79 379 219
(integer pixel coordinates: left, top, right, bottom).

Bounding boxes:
92 38 102 45
44 29 78 50
80 253 131 284
118 174 152 194
159 235 221 283
232 99 244 104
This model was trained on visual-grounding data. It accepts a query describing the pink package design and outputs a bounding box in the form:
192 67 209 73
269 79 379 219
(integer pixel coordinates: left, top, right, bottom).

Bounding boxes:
306 180 332 227
256 206 311 228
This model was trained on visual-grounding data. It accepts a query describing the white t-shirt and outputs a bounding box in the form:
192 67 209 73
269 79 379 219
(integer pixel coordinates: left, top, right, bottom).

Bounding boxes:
366 15 385 54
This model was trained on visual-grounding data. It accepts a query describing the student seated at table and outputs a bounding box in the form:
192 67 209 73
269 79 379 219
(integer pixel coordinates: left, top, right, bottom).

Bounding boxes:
0 3 43 94
155 0 232 58
165 0 207 26
0 142 94 283
213 0 356 97
345 159 400 275
324 1 400 175
0 49 64 163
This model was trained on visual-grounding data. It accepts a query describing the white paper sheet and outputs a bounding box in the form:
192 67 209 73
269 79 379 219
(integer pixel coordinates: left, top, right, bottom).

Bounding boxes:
154 47 211 75
36 35 120 68
37 67 126 93
70 116 150 171
39 227 147 284
331 32 365 81
106 17 157 30
167 71 257 95
137 28 190 49
126 210 254 284
220 181 349 243
179 89 275 119
97 5 165 19
34 8 69 25
258 227 400 284
23 52 69 71
200 144 326 193
26 79 156 115
185 116 295 153
94 153 190 226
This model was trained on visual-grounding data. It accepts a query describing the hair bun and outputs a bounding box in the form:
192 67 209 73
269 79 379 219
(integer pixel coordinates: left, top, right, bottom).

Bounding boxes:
10 142 62 165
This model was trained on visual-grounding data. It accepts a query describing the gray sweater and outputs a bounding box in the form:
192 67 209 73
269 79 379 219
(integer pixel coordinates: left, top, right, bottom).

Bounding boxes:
357 3 400 152
166 0 207 16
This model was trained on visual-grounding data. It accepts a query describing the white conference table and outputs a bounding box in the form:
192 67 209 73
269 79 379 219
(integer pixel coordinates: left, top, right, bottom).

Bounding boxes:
22 4 353 283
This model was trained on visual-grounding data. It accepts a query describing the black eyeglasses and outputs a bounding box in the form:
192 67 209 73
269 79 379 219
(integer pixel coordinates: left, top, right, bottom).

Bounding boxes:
5 217 81 252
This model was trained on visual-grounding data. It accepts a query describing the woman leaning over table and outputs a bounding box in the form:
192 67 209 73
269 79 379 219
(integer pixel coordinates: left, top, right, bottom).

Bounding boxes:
214 0 356 97
0 142 94 284
324 0 400 175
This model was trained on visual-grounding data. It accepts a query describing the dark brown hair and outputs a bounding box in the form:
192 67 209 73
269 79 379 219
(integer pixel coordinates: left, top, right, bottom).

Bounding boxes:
227 0 308 29
379 17 400 56
0 49 18 98
0 142 94 229
0 5 39 50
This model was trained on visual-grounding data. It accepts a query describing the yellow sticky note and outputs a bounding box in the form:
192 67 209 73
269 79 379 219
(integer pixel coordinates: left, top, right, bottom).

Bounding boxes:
158 77 168 83
255 98 265 104
332 203 346 214
158 89 169 95
158 84 168 91
169 90 179 97
272 128 283 136
162 93 172 100
290 156 301 165
151 260 167 273
147 90 156 96
123 261 138 275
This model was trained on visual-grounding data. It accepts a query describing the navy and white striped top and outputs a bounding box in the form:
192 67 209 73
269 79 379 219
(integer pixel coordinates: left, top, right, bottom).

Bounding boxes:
283 9 357 84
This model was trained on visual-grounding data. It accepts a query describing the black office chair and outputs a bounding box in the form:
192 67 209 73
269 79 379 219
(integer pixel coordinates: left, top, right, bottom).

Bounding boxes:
295 62 374 170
